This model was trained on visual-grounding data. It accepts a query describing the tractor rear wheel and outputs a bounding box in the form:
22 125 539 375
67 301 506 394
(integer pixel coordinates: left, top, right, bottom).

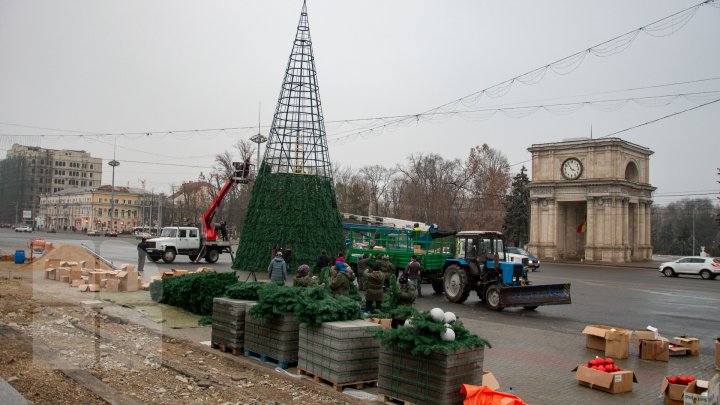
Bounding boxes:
443 265 471 303
431 279 444 294
485 285 504 311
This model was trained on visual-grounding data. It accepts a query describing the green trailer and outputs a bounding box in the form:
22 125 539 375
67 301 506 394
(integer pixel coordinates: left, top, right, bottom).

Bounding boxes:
343 224 456 293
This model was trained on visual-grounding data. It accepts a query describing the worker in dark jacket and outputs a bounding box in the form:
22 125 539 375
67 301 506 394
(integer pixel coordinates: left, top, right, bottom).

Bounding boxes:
137 238 148 272
293 264 316 287
356 254 371 291
267 251 288 284
330 262 353 296
364 263 385 313
404 255 422 297
397 275 417 305
314 250 330 275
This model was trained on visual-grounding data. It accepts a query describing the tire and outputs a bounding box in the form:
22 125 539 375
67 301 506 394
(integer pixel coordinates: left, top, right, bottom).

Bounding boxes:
485 285 504 311
443 265 471 303
523 306 538 311
205 249 219 264
700 269 712 280
162 248 176 264
431 279 444 294
662 267 675 277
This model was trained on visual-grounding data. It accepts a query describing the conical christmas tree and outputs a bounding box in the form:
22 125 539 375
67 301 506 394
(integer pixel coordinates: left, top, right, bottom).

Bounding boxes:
233 1 344 273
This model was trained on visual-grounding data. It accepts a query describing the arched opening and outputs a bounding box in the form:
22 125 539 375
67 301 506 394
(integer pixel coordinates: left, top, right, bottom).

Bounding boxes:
625 162 639 182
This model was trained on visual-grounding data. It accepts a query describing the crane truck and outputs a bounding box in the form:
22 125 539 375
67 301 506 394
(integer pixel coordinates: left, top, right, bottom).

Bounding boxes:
145 161 250 264
344 224 570 310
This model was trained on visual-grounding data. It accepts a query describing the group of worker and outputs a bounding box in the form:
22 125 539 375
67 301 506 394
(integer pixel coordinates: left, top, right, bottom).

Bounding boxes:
266 249 423 314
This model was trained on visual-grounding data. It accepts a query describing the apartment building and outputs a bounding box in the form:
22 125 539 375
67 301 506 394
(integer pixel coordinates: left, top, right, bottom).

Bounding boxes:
0 144 102 224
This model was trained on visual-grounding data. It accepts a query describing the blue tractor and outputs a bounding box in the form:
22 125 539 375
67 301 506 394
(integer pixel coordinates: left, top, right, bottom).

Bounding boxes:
443 231 571 310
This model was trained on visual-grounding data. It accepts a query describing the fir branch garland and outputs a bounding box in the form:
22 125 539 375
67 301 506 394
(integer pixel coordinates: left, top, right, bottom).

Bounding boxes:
374 309 491 356
225 282 267 301
294 287 362 326
248 283 303 320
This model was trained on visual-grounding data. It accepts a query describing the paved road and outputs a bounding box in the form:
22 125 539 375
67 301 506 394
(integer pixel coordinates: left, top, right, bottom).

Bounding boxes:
0 229 237 281
3 229 718 403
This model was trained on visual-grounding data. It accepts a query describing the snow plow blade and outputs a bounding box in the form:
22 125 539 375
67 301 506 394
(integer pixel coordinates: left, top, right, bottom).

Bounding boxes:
499 283 571 307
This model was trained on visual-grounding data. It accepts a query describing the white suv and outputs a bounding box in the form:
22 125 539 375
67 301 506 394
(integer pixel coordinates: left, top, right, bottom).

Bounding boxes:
505 246 540 271
14 225 33 232
659 256 719 280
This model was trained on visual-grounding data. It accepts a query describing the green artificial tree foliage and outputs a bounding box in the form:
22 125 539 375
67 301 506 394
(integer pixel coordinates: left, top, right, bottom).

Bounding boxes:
248 283 304 320
232 172 344 274
294 287 362 326
380 274 400 311
225 282 267 301
151 272 239 315
502 166 530 247
374 308 491 356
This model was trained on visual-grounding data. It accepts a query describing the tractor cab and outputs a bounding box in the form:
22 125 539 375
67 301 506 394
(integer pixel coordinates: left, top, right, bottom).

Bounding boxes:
453 231 527 286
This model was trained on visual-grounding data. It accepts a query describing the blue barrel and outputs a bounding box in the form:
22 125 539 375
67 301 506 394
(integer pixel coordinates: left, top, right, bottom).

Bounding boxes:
14 250 26 264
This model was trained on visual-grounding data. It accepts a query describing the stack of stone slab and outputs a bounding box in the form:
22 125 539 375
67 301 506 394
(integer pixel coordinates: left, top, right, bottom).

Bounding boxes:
211 298 252 354
298 320 381 388
243 310 299 368
378 345 484 405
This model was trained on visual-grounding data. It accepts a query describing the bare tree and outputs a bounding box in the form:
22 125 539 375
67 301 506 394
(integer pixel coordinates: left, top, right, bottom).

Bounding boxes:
464 144 511 231
359 165 396 216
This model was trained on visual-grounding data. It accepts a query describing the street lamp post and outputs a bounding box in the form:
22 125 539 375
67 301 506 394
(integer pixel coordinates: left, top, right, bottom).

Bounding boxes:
250 133 267 174
692 206 697 256
108 159 120 231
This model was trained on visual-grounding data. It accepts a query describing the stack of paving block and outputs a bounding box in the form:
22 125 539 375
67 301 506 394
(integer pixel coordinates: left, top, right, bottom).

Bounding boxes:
244 309 299 367
378 345 484 405
211 298 252 353
299 320 381 386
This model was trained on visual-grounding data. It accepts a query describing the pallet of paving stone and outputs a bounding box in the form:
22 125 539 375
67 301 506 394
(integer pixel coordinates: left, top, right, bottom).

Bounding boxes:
243 311 299 364
211 341 243 356
210 298 252 351
377 346 483 405
298 320 381 385
298 367 377 393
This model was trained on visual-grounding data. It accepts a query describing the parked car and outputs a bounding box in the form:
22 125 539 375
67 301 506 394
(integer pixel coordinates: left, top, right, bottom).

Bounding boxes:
104 230 118 237
135 231 153 240
505 246 540 271
14 225 33 233
87 230 100 236
659 256 719 280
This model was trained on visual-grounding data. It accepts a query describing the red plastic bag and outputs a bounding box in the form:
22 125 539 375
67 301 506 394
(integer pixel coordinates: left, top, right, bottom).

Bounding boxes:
461 384 528 405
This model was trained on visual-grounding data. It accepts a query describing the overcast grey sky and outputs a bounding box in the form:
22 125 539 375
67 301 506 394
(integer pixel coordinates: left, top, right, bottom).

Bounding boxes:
0 0 718 206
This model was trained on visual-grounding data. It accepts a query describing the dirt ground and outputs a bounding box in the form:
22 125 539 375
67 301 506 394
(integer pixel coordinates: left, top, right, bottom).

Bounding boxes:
0 261 366 405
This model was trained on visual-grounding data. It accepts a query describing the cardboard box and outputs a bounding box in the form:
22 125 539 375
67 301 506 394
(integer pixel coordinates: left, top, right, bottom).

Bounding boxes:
78 285 90 292
368 318 392 328
573 364 637 394
69 268 82 282
59 275 70 283
172 269 190 275
195 267 215 273
88 284 100 292
46 258 61 268
673 337 700 356
120 272 139 292
45 268 56 279
634 329 659 341
639 337 669 362
661 377 688 405
683 380 709 405
121 263 135 271
105 279 119 292
71 279 82 287
482 371 500 391
88 271 105 286
582 325 632 359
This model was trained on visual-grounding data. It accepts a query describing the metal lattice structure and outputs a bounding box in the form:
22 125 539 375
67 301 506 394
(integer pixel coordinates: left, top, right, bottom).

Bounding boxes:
233 1 344 273
264 0 331 177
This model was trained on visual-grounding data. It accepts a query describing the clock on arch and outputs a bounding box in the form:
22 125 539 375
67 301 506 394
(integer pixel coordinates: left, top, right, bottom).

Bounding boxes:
561 158 583 180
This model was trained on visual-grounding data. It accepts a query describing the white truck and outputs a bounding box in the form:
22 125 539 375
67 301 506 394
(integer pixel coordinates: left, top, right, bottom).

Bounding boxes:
145 226 232 264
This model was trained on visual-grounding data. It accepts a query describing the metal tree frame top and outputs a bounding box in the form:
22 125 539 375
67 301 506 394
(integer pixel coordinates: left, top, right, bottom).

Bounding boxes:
264 1 332 178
